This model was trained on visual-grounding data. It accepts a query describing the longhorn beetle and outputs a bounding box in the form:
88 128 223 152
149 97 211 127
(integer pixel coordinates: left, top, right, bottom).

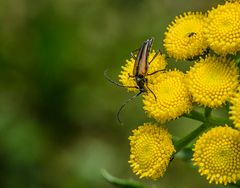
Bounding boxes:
104 38 163 124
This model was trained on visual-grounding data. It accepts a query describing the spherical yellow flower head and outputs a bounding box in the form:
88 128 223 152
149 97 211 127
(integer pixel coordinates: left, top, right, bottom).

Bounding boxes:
143 70 192 123
164 12 207 60
119 50 167 92
192 126 240 185
129 123 175 179
229 88 240 129
185 56 239 108
204 2 240 55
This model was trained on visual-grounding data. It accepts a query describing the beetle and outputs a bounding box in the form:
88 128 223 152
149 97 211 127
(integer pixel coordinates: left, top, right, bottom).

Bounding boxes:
129 38 160 97
104 38 163 124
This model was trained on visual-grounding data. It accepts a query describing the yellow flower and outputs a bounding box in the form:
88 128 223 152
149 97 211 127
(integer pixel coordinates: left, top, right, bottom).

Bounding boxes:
204 2 240 55
185 55 239 108
119 50 167 92
143 70 192 123
129 123 175 179
229 87 240 129
192 126 240 185
164 12 207 60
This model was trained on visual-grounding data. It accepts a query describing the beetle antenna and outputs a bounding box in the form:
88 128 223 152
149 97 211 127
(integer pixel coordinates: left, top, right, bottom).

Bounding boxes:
104 69 126 87
104 69 138 89
117 91 142 125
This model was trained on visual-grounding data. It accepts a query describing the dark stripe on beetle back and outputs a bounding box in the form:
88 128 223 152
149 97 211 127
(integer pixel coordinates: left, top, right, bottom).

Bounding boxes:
133 39 153 76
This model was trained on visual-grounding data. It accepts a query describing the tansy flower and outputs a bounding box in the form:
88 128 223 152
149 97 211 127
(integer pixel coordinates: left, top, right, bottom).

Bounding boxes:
192 126 240 185
119 50 167 92
164 12 207 60
204 2 240 55
229 87 240 129
185 55 239 108
143 70 192 123
129 123 175 179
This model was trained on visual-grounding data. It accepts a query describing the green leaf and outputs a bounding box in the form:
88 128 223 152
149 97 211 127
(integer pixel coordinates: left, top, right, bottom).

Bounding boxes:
101 169 146 188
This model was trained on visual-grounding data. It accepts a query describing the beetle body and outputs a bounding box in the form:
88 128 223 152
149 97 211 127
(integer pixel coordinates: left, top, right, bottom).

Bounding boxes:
132 38 153 93
104 38 160 124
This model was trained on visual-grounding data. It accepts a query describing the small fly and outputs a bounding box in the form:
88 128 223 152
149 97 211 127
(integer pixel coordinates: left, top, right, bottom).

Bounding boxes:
104 38 163 124
187 32 196 37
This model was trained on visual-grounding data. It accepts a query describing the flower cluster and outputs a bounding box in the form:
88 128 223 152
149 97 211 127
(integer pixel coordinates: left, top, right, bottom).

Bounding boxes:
113 0 240 186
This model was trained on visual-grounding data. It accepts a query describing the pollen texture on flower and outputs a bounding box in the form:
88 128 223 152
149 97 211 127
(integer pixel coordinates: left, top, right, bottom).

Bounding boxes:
185 55 239 108
129 123 175 179
229 88 240 129
143 70 192 123
204 2 240 55
119 50 167 92
192 126 240 185
164 12 207 60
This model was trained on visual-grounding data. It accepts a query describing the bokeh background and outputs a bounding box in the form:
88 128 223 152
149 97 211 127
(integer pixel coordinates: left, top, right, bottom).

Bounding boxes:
0 0 227 188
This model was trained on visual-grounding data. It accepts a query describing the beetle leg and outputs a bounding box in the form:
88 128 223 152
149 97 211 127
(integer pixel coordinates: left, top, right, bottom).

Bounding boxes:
146 79 157 100
128 73 135 78
149 49 161 64
147 69 165 76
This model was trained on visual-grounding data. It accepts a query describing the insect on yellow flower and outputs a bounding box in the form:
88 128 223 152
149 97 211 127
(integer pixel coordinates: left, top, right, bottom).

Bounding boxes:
164 12 207 60
119 50 167 92
185 55 239 108
105 38 166 123
143 70 192 123
192 126 240 185
129 123 175 180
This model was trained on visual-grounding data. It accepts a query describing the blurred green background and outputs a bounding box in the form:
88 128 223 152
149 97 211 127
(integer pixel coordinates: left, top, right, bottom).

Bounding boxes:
0 0 226 187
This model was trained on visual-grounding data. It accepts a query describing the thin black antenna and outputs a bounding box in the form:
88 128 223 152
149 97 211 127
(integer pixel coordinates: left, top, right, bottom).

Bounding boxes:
104 69 126 87
117 91 142 125
104 69 138 89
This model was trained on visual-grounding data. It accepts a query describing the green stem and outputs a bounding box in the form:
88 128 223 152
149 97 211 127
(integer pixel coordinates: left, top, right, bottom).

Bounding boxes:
182 109 205 122
176 107 233 154
174 123 209 153
101 169 145 188
183 107 232 126
204 107 212 119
